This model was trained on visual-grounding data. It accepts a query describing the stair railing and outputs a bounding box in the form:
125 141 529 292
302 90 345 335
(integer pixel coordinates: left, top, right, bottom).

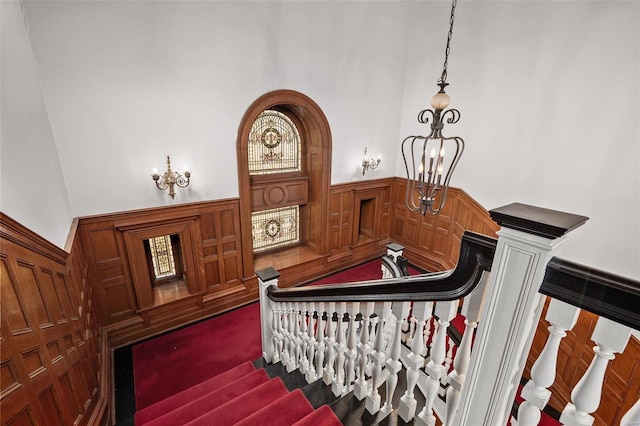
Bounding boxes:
258 230 496 423
258 203 598 425
516 257 640 426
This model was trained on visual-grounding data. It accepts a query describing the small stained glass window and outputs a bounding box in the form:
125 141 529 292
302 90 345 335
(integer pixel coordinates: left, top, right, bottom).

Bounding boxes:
148 235 176 278
251 206 299 253
248 110 301 175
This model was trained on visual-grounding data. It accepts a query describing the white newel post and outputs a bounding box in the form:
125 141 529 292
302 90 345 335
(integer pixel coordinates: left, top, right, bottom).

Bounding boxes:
452 203 588 426
257 267 281 363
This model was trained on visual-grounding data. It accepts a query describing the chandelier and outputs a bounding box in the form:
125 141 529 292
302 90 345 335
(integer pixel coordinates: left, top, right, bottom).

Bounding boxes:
401 0 464 215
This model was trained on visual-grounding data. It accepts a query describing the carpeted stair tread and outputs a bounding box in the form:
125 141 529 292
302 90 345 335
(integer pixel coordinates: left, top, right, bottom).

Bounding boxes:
139 368 270 426
184 377 289 426
233 388 314 426
135 361 256 424
292 404 343 426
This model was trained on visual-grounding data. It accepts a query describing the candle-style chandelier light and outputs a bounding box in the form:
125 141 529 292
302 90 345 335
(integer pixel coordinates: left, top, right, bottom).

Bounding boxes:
401 0 464 215
151 155 191 199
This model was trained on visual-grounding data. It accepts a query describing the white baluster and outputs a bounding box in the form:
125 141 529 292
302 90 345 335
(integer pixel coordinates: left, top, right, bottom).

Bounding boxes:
407 315 417 346
323 302 337 384
332 302 348 396
365 302 390 414
305 302 317 382
440 340 454 397
289 302 302 372
517 298 580 426
400 301 433 422
446 271 490 425
621 398 640 426
270 309 280 363
281 302 291 367
355 302 375 400
344 302 360 396
416 299 459 426
422 317 433 357
315 302 326 381
560 316 632 426
380 301 410 417
299 302 310 374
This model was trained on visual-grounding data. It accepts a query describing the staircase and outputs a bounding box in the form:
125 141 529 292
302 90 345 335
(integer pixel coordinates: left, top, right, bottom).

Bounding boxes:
133 355 431 426
134 360 341 426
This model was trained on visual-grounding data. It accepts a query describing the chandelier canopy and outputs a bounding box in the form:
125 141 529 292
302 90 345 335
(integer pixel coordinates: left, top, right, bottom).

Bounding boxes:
401 0 464 216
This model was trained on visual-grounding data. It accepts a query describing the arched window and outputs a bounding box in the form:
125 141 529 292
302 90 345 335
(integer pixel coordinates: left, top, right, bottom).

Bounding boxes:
248 110 301 175
237 90 332 278
247 110 303 253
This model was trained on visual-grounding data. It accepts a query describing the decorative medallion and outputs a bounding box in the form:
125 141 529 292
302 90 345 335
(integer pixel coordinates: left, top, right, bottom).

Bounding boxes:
265 219 281 238
261 128 282 149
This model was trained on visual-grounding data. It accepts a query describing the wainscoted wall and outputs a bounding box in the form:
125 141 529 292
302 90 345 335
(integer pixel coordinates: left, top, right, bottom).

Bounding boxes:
0 214 107 425
390 179 500 271
78 199 249 347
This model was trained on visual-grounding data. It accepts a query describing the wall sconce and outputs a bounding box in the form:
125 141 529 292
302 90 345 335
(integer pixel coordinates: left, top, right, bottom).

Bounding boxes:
151 155 191 199
361 147 381 175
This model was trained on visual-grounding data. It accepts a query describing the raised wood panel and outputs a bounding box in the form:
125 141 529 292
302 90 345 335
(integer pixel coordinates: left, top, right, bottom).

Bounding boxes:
391 178 498 271
250 177 309 211
82 225 136 324
525 299 640 426
0 213 106 425
76 200 257 346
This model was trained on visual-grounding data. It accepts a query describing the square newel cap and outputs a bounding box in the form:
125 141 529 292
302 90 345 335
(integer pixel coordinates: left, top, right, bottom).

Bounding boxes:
386 243 405 252
489 203 589 239
255 267 280 282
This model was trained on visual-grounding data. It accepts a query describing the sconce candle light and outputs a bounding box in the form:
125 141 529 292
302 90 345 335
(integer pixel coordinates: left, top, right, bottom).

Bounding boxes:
151 155 191 199
361 147 381 175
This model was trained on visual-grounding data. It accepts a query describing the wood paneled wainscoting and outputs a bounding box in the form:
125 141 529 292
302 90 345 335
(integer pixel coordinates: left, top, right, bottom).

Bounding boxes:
1 214 107 425
76 180 502 348
390 178 500 271
78 199 251 348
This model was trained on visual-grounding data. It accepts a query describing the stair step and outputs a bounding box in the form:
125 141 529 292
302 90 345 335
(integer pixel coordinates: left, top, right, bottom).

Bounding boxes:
234 388 314 426
293 404 343 426
134 360 256 424
184 377 289 426
140 369 270 425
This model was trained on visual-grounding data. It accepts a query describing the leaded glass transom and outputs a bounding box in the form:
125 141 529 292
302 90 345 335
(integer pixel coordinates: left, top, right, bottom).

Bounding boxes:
148 235 176 278
248 110 301 175
251 206 299 252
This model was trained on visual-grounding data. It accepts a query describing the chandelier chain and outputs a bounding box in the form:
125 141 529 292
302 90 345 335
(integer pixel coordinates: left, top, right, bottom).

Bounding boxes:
439 0 457 84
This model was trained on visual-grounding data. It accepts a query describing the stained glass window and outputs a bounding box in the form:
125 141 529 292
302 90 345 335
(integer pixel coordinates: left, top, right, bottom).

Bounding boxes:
251 206 299 252
148 235 176 278
248 110 301 175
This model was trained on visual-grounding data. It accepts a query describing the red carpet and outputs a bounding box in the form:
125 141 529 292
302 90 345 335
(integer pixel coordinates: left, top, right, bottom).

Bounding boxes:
132 302 262 409
135 361 341 425
132 259 396 409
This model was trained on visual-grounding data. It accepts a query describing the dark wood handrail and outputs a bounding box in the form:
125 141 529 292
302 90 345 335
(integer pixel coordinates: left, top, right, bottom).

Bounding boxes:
540 257 640 330
267 231 497 303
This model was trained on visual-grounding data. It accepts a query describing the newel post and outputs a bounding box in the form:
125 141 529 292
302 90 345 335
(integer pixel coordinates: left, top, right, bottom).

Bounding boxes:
452 203 588 426
257 267 281 362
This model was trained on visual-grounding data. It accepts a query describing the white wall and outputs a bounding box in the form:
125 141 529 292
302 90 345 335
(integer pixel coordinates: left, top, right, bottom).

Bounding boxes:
11 1 639 279
1 0 73 248
21 1 411 216
398 1 639 280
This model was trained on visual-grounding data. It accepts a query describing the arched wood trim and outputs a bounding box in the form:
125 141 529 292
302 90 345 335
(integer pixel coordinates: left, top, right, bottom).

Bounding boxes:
237 90 332 279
